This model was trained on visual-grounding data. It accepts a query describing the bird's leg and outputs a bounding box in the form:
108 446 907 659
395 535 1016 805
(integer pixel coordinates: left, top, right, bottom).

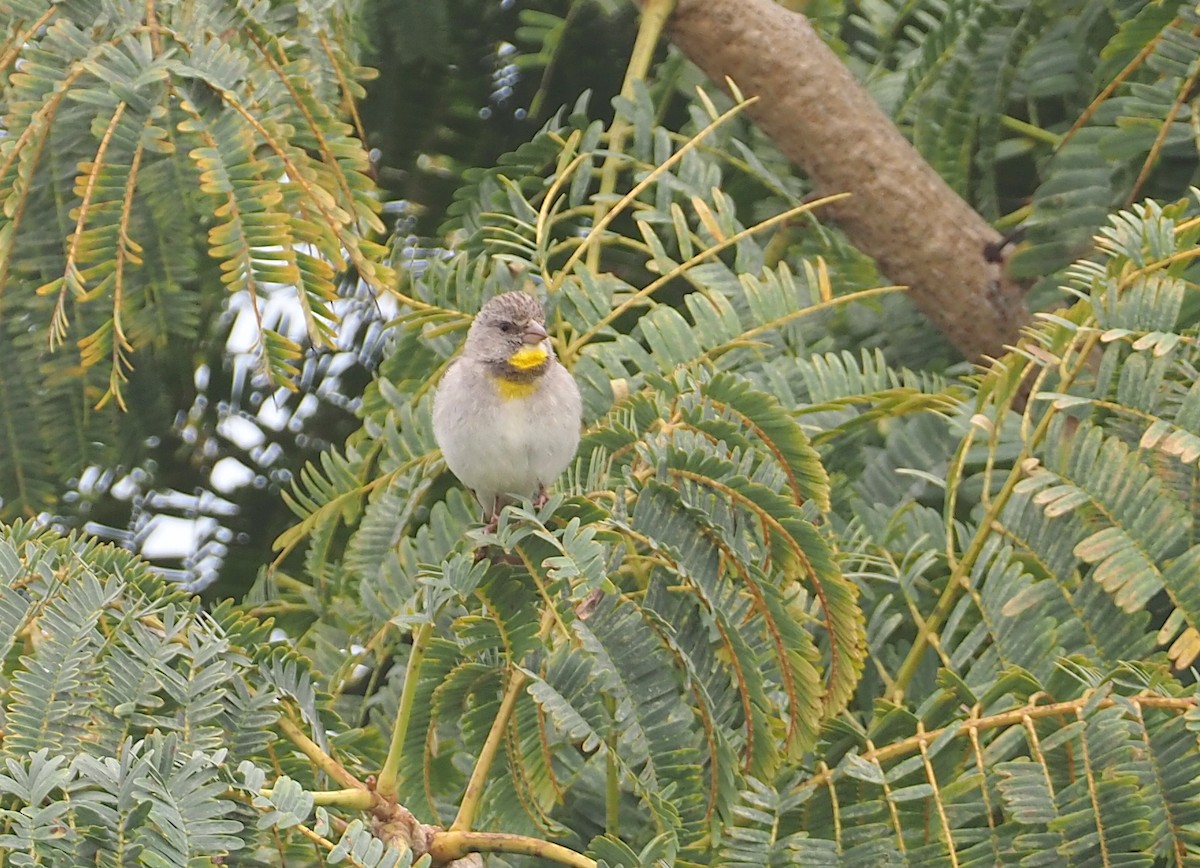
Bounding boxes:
533 483 549 509
474 497 502 564
482 495 501 534
474 496 526 565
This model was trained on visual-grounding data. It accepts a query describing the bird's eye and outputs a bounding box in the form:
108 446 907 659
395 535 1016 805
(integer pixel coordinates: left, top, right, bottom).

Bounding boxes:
497 321 516 334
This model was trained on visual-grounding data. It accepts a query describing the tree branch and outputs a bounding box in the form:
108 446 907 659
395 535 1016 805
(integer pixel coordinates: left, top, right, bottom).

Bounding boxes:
429 831 597 868
653 0 1030 361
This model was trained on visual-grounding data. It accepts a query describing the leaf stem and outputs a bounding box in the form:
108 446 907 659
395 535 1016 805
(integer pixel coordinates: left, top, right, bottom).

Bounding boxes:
565 193 849 363
549 95 757 303
999 114 1061 147
799 692 1193 794
891 327 1099 697
260 786 374 809
376 620 435 800
605 696 620 836
451 606 556 833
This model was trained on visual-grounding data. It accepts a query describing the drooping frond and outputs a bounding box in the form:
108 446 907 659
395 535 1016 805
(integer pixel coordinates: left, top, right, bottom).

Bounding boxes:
0 0 390 518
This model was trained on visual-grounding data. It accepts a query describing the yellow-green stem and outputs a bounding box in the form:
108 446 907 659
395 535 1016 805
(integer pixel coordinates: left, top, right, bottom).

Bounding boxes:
277 715 363 791
451 606 556 833
566 192 848 362
1000 114 1062 147
892 437 1032 698
801 692 1192 794
376 620 435 800
549 97 755 303
587 0 676 273
259 786 373 809
450 668 529 833
995 203 1032 231
605 696 620 836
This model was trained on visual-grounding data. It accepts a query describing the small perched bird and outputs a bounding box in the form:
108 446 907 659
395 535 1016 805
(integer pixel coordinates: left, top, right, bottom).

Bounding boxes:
433 291 582 529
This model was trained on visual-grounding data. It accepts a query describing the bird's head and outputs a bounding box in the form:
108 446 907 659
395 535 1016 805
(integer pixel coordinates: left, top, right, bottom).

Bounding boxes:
463 291 553 374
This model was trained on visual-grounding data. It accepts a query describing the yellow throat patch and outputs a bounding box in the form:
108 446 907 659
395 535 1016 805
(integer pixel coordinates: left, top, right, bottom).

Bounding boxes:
492 346 548 400
508 346 549 370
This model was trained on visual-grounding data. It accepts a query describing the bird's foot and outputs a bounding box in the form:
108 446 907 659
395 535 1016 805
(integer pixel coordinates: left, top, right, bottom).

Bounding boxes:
533 483 549 509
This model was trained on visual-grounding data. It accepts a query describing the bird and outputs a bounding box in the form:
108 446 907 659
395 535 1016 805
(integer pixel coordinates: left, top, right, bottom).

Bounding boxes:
433 291 582 531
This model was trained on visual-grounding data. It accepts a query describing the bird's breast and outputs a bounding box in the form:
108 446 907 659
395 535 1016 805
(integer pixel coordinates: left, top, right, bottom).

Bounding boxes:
491 374 539 400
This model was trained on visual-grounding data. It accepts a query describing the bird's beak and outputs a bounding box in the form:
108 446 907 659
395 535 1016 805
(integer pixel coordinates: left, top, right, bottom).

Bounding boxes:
523 321 549 345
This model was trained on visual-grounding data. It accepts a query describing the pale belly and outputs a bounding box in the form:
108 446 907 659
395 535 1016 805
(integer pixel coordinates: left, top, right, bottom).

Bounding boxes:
436 371 580 505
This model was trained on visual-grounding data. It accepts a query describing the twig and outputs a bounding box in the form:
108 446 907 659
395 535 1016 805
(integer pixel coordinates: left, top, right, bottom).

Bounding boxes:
277 715 364 792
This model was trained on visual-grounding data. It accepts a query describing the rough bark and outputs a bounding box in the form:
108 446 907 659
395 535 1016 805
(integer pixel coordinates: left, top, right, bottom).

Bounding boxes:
658 0 1030 362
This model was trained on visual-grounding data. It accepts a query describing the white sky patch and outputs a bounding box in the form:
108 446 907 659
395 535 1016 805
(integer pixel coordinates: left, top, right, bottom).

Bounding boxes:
71 258 398 588
137 514 220 559
256 393 293 432
218 414 266 450
211 457 256 494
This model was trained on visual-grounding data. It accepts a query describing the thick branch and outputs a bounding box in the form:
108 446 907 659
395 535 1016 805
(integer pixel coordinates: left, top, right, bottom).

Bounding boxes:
658 0 1029 361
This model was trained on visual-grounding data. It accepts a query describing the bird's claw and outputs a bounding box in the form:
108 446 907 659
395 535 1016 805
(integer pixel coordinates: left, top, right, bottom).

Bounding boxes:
533 483 549 509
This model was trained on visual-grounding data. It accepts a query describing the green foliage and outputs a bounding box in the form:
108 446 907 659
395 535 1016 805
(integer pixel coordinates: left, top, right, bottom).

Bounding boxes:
262 80 1200 864
263 92 887 861
6 1 1200 866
